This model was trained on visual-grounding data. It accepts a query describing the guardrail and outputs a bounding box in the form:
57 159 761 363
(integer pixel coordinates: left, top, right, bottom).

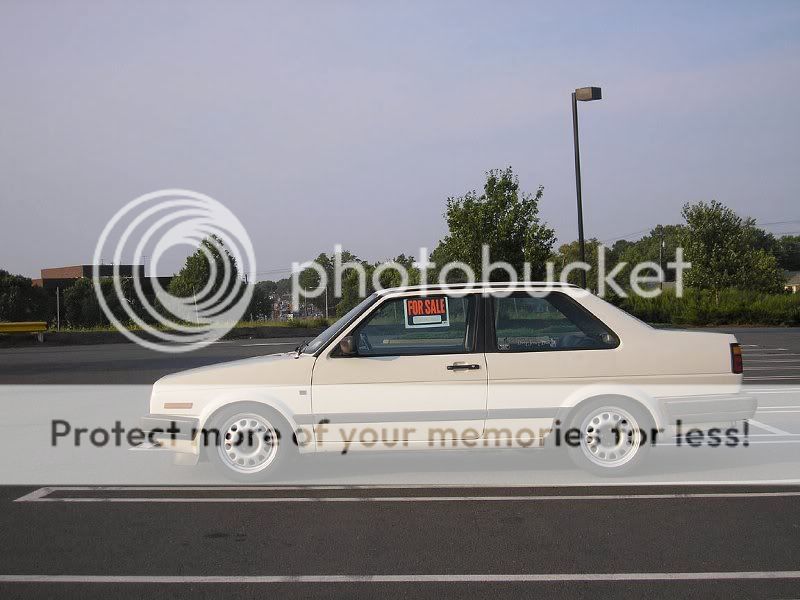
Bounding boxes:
0 322 48 342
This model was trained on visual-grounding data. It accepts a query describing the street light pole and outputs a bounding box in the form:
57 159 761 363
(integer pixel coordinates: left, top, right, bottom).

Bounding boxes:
571 86 602 289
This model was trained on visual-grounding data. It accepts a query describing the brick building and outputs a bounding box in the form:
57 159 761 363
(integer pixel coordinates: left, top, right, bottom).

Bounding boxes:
32 264 172 296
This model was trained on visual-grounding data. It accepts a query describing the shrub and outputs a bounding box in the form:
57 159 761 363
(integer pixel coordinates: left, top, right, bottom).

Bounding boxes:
619 288 800 326
0 270 51 323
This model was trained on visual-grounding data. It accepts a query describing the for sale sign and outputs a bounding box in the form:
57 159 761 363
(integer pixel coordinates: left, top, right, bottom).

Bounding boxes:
404 297 450 328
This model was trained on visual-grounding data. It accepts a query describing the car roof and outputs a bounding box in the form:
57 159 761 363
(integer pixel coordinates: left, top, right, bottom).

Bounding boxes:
376 281 580 296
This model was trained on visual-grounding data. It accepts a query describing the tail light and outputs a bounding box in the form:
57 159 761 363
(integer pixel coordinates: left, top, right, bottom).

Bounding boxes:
731 343 743 374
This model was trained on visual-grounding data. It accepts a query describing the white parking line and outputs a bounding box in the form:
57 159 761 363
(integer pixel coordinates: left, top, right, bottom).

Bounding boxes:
13 487 53 502
15 488 800 503
748 419 793 436
742 347 789 351
744 367 800 371
0 571 799 583
745 376 800 380
745 359 800 363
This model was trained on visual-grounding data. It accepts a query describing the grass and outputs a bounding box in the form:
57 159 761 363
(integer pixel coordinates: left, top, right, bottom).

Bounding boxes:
33 290 800 331
47 318 332 333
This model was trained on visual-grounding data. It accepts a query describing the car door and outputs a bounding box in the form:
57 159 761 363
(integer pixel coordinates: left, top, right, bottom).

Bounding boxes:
311 292 487 450
484 291 621 444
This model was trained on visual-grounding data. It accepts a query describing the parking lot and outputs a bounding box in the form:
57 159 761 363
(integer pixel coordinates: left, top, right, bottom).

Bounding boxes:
0 327 798 598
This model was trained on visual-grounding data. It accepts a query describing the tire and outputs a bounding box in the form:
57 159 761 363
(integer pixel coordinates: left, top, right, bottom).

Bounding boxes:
206 403 297 482
566 398 653 477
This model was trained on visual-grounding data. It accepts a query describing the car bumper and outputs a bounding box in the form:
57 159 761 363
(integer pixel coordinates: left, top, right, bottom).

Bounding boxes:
661 394 757 425
140 414 199 441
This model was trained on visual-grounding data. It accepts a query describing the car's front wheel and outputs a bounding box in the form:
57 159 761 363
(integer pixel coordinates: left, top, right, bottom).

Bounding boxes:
207 404 296 482
567 398 653 476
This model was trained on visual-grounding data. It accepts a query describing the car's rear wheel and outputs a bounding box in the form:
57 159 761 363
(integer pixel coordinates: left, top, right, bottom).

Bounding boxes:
207 404 296 482
567 398 653 476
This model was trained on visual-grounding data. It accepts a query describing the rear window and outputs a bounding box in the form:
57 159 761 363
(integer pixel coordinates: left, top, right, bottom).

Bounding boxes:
492 292 619 352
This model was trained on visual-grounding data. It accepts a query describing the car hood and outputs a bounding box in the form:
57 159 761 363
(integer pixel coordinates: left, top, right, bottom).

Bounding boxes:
154 352 316 387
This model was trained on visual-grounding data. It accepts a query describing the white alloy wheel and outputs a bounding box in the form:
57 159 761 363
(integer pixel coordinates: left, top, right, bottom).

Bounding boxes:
578 405 643 469
216 412 279 475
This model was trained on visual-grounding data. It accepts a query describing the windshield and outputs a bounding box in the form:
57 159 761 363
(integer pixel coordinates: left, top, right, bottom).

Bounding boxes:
302 292 379 354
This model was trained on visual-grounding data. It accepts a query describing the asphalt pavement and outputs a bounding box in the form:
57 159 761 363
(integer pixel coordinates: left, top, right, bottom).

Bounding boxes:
0 327 798 598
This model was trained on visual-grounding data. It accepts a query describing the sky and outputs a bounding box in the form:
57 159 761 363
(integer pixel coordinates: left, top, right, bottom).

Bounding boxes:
1 0 799 279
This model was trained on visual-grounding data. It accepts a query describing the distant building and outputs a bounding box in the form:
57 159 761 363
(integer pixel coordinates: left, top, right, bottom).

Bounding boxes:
33 265 144 289
786 271 800 294
32 264 172 297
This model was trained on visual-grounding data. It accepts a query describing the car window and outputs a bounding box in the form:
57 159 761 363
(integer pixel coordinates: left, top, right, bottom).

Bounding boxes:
356 295 476 356
304 292 379 354
493 292 618 352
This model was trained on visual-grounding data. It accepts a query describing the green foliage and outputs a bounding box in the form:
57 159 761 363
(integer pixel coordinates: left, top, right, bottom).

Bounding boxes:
298 251 348 316
777 235 800 271
552 238 601 291
613 225 685 283
284 316 330 328
168 236 240 300
431 167 555 281
336 266 373 317
680 200 785 295
619 288 800 326
297 251 423 318
0 270 50 322
62 277 144 327
244 281 274 321
373 253 422 289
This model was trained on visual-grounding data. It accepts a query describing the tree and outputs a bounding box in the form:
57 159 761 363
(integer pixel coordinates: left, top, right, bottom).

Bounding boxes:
168 236 241 312
336 266 374 317
553 238 601 291
63 278 103 327
614 224 686 284
0 270 50 322
243 281 274 321
372 253 422 289
777 235 800 271
680 200 784 297
431 167 556 282
298 250 361 317
61 277 143 327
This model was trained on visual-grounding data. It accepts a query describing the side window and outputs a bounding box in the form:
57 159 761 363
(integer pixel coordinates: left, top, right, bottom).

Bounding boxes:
493 293 618 352
355 295 476 356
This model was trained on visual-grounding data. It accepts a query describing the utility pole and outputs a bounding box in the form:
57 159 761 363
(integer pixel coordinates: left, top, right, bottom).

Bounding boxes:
659 228 665 291
325 286 329 319
56 287 60 331
571 86 602 289
192 286 199 324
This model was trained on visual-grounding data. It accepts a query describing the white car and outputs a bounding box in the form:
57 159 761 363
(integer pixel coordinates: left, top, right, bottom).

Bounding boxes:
143 283 755 479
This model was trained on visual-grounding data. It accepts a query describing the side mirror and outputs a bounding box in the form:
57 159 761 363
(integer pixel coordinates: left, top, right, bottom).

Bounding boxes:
338 335 356 356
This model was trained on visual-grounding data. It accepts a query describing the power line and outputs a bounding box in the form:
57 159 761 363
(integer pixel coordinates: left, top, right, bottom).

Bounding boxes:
759 219 800 226
254 267 294 276
600 227 659 244
600 218 800 245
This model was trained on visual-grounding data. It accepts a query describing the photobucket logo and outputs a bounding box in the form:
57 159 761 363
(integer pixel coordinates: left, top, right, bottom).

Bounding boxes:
93 189 256 352
292 244 691 308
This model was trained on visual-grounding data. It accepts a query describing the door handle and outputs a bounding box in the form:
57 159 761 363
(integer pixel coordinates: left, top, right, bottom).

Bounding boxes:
447 363 481 371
